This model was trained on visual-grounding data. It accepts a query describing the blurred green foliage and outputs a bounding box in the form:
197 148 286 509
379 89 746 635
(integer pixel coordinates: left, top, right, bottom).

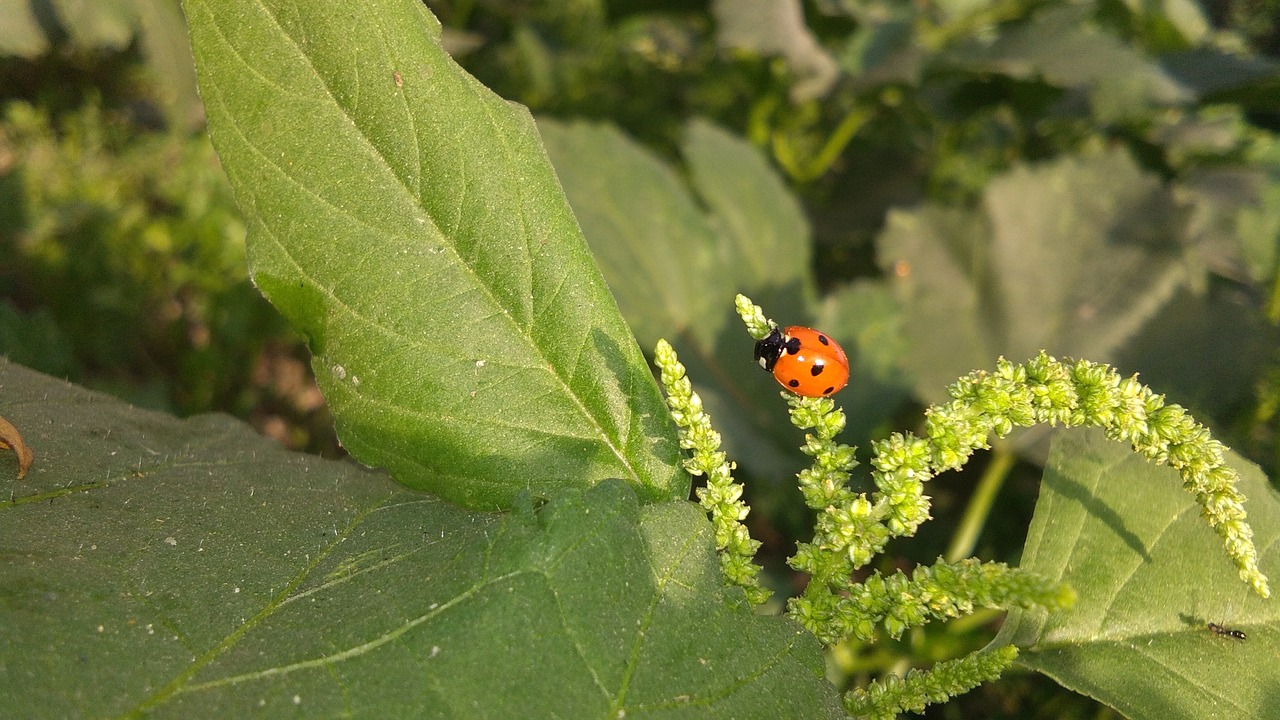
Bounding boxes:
0 0 334 452
0 100 250 402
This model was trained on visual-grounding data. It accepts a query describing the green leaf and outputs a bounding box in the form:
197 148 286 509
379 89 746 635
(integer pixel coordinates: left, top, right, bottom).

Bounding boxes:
0 0 49 56
184 0 685 509
540 117 807 481
944 5 1193 120
711 0 839 100
682 118 814 308
535 119 730 349
1115 288 1280 422
0 359 846 718
133 0 204 130
0 0 141 58
0 0 203 125
878 149 1197 406
541 118 907 484
996 428 1280 720
837 18 920 85
1160 49 1280 102
52 0 135 49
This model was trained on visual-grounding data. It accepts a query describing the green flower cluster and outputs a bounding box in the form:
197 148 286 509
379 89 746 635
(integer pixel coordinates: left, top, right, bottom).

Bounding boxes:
843 645 1019 719
657 295 1267 715
653 339 769 605
813 556 1075 644
937 353 1267 598
783 349 1268 645
781 390 1076 645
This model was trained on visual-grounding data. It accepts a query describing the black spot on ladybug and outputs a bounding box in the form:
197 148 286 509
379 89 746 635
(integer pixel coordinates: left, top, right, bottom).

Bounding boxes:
784 337 802 355
788 379 800 388
817 335 830 346
822 386 834 395
810 363 825 377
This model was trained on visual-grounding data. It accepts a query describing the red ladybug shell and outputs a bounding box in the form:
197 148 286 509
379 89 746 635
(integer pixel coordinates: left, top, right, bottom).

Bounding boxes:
753 325 850 398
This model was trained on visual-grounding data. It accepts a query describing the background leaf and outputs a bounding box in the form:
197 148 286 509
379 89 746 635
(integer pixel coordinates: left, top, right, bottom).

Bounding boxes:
944 5 1193 120
879 149 1198 406
534 119 730 350
996 428 1280 720
184 0 686 509
710 0 839 101
0 359 845 719
50 0 135 50
680 117 814 308
541 117 911 484
0 0 202 128
0 0 49 56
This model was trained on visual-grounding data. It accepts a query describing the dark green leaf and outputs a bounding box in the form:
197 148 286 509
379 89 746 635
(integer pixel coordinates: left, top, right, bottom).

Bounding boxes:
1115 289 1280 422
876 204 993 399
134 0 203 130
996 428 1280 720
1160 49 1280 101
1176 163 1280 285
682 118 814 306
540 118 808 481
837 18 921 86
0 359 845 718
184 0 685 508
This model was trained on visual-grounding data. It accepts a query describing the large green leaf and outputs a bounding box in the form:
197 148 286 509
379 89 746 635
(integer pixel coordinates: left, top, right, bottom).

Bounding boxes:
540 117 809 483
1114 288 1280 423
878 149 1197 407
996 428 1280 720
681 119 814 312
184 0 685 509
0 359 846 718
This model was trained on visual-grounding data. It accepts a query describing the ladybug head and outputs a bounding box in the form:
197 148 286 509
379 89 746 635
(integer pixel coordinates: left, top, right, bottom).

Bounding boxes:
753 328 783 371
754 327 798 371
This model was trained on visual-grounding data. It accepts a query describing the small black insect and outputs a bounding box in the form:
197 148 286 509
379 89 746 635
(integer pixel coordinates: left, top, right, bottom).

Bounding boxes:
1207 622 1247 640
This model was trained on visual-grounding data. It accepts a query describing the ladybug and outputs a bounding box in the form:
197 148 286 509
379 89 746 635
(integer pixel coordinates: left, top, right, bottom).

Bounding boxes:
754 325 850 398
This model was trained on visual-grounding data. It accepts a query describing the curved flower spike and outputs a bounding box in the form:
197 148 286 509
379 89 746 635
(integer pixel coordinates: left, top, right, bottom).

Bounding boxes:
653 339 769 606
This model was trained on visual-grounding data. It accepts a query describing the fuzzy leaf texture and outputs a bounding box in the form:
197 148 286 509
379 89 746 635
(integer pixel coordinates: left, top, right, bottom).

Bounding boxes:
0 360 845 718
997 428 1280 720
184 0 685 509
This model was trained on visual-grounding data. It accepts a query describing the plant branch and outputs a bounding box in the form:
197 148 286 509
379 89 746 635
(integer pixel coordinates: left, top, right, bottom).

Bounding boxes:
945 444 1016 563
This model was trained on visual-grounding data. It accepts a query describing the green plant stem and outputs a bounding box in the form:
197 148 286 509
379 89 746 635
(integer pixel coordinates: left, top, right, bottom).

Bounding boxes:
944 607 1003 634
945 445 1016 563
780 105 874 182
